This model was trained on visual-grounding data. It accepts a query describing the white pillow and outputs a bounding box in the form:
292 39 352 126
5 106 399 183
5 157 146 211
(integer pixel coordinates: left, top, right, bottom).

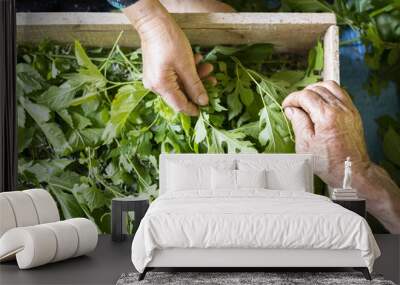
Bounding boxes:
167 162 210 191
238 159 310 191
266 164 307 191
211 168 236 190
236 169 267 189
167 160 235 191
211 169 267 190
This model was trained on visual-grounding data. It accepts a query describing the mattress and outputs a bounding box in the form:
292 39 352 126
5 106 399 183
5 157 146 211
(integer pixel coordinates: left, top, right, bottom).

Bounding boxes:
131 190 380 273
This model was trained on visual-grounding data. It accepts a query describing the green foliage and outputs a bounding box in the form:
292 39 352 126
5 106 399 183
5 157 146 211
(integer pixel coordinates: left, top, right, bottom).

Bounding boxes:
376 114 400 185
17 39 323 232
282 0 400 186
281 0 400 96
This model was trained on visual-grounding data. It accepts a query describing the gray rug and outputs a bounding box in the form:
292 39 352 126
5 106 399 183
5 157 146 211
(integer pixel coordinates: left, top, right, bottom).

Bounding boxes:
117 272 396 285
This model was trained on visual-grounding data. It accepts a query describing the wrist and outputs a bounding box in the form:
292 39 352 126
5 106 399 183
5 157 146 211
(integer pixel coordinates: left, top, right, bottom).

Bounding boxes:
123 0 173 36
353 163 400 233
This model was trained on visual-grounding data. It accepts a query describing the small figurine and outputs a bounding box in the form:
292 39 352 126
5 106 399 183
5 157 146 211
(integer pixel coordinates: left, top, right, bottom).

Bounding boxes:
342 157 352 190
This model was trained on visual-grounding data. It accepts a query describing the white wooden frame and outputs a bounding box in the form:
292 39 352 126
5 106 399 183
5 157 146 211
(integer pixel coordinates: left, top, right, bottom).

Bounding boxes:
16 12 339 83
148 248 366 268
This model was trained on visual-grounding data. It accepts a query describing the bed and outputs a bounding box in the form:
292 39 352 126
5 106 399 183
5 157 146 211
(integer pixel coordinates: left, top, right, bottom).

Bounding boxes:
131 154 380 280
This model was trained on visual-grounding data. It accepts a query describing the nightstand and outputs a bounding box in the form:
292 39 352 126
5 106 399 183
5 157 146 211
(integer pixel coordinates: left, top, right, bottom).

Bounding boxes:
111 197 149 242
332 199 366 218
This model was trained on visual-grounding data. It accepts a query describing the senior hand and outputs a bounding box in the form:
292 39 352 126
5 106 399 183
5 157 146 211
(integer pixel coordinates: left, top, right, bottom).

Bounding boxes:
283 81 400 233
123 0 219 116
282 80 370 187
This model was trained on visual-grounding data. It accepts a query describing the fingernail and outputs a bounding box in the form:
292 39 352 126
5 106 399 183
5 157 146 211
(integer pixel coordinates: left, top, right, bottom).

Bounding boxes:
284 107 293 119
198 95 208 106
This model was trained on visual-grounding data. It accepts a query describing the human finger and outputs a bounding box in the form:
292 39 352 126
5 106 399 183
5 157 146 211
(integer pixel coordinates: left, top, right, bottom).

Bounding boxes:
282 89 329 124
284 107 314 141
197 63 214 79
178 65 209 106
308 80 352 107
305 85 348 111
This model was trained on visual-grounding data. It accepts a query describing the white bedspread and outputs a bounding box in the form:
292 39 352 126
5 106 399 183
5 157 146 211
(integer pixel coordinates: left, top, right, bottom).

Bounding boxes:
131 190 380 272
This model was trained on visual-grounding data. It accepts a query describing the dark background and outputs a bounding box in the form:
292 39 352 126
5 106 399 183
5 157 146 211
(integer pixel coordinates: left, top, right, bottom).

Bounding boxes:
15 0 281 12
16 0 112 12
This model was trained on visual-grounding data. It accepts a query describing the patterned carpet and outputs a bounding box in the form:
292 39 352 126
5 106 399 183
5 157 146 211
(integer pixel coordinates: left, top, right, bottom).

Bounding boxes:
117 272 396 285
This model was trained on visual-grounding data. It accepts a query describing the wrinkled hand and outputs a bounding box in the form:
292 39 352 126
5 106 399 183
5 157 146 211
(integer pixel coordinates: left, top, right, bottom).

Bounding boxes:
124 0 216 116
282 81 370 187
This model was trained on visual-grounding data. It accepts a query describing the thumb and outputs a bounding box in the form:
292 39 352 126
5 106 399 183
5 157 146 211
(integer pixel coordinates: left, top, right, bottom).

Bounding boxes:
285 107 314 140
178 66 209 106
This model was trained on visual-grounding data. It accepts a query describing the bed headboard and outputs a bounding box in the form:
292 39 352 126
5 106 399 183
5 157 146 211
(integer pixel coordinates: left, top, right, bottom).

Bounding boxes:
159 154 314 195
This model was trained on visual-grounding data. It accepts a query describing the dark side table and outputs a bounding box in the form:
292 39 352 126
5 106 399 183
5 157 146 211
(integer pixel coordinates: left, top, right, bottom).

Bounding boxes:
332 199 366 218
111 197 149 242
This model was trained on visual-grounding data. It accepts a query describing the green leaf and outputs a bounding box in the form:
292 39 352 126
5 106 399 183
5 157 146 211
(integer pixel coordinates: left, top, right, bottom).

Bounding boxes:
306 40 324 75
16 63 44 94
227 89 243 120
19 97 71 154
57 109 74 128
211 128 257 153
20 97 51 123
72 184 111 212
381 159 400 186
239 86 254 106
281 0 332 12
102 83 149 142
204 46 243 61
68 128 104 151
24 159 73 183
180 113 191 137
75 41 102 75
383 127 400 167
291 74 321 89
17 105 26 128
17 127 34 153
235 44 274 64
258 108 273 146
49 187 86 219
271 71 305 87
194 114 207 144
48 171 82 191
36 79 82 111
208 88 227 112
72 112 92 130
41 123 72 155
236 121 260 139
74 41 106 88
387 48 399 66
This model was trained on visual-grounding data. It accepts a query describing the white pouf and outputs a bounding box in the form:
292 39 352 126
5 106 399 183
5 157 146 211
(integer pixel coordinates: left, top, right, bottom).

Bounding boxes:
0 189 98 269
0 219 98 269
23 189 60 224
1 191 39 227
0 196 17 237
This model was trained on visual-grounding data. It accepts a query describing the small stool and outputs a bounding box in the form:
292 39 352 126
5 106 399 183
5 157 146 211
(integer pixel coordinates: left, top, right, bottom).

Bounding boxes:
111 197 149 242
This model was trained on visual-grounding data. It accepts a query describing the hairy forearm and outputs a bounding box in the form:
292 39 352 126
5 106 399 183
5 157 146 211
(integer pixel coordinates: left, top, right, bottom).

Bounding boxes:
353 163 400 233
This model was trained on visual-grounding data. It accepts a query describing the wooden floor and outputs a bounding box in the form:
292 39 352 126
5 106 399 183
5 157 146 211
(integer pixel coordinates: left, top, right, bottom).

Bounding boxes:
0 235 399 285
